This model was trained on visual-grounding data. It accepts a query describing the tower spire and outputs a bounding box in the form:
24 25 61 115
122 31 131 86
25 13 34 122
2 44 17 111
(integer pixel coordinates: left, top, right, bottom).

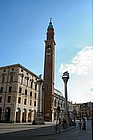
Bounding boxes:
48 18 53 29
50 17 52 22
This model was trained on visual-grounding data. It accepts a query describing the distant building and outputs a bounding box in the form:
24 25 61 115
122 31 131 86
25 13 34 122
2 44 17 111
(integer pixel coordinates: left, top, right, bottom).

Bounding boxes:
0 64 73 123
80 102 93 119
73 102 93 120
53 89 73 121
72 103 81 120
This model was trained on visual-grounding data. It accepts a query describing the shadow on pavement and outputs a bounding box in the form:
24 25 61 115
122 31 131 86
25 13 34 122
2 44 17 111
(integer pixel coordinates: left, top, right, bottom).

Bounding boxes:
0 125 55 140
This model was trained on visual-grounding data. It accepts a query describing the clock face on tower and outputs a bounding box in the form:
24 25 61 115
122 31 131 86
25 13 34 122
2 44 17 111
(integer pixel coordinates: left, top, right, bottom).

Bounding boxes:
46 52 51 55
46 47 51 55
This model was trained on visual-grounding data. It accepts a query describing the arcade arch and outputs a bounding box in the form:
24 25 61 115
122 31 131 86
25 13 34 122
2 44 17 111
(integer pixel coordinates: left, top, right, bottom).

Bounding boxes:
16 108 21 123
22 109 27 122
5 107 11 122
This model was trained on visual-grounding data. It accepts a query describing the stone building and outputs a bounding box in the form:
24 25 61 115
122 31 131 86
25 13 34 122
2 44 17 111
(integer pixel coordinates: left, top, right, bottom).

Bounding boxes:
0 64 39 123
80 102 93 120
72 103 81 120
53 89 73 121
0 64 73 123
73 102 93 120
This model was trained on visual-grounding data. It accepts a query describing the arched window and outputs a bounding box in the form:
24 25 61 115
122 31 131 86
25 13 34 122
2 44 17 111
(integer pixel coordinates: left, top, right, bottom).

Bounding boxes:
31 81 33 88
63 102 65 109
61 102 63 108
10 75 13 82
16 108 21 123
34 93 36 98
19 73 24 85
35 84 37 90
22 109 27 122
2 76 5 83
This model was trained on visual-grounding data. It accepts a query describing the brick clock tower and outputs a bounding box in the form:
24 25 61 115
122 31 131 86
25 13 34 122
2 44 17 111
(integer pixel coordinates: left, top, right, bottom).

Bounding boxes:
43 19 55 121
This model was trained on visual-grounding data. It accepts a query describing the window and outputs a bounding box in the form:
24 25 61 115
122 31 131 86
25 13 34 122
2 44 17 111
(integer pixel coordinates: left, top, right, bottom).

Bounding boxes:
2 77 5 83
0 87 3 93
25 79 27 86
0 97 2 103
25 77 29 86
30 91 32 97
10 75 13 82
9 86 12 92
30 100 32 106
31 81 33 88
24 99 27 105
18 97 21 104
61 102 63 108
19 87 22 93
54 99 56 107
19 74 23 85
7 96 11 103
35 84 37 90
34 93 36 98
34 101 36 106
25 89 27 95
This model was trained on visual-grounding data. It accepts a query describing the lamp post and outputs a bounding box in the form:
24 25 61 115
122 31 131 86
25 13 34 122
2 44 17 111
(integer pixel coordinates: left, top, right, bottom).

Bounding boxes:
62 71 69 127
33 74 44 125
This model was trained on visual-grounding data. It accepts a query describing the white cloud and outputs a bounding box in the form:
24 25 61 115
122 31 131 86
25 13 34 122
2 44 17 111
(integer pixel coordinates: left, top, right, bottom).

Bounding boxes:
59 46 93 75
59 46 93 103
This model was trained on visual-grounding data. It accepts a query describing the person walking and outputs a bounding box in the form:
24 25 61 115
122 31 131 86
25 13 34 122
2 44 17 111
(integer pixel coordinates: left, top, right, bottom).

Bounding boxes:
79 119 82 130
82 118 86 130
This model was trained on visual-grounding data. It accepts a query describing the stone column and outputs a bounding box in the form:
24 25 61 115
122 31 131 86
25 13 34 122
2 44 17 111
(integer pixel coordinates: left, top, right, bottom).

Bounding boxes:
62 71 70 126
20 111 23 123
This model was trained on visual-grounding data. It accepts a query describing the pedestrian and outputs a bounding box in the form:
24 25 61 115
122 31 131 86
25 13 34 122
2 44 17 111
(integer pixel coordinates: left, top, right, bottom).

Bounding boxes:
63 119 67 129
82 118 86 130
79 119 82 130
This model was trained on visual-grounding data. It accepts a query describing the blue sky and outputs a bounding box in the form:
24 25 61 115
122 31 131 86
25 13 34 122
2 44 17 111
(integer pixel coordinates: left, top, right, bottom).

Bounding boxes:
0 0 93 103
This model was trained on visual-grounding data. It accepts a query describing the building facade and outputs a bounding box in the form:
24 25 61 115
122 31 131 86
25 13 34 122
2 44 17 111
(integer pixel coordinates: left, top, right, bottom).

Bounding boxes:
53 89 73 121
0 64 39 123
73 102 93 120
80 102 93 120
72 103 81 120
